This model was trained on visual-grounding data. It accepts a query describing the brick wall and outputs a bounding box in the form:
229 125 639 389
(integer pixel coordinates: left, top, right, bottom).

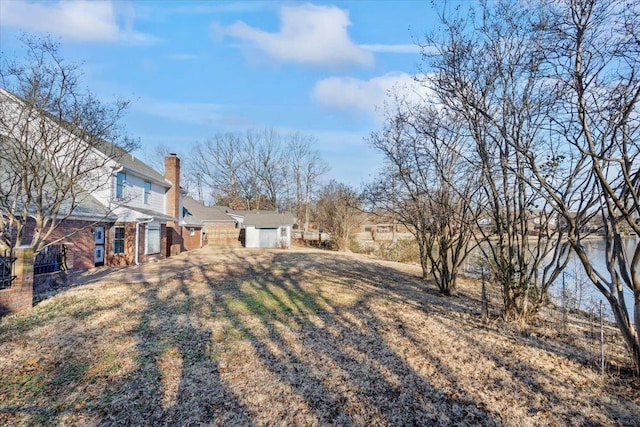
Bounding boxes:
47 219 99 271
182 226 203 251
7 217 104 271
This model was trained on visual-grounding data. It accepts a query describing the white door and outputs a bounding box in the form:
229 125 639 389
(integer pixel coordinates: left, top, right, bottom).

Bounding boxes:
94 226 105 266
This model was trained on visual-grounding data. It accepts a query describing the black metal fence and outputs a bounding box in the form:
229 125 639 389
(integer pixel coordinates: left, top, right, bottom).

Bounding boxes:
34 245 67 275
0 250 16 290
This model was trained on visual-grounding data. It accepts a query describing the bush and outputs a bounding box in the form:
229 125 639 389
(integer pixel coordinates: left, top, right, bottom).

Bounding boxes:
351 238 420 264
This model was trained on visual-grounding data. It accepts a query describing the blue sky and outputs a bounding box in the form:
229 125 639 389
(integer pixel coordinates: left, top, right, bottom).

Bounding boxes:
0 0 437 186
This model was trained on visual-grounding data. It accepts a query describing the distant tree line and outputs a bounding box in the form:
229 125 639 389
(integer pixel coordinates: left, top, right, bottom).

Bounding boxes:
151 128 329 232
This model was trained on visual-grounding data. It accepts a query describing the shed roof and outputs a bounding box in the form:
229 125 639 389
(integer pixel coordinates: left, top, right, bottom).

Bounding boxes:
242 212 295 228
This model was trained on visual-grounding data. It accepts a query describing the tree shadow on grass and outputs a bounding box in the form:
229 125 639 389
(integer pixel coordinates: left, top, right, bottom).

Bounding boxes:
98 281 252 426
3 248 637 425
196 250 501 425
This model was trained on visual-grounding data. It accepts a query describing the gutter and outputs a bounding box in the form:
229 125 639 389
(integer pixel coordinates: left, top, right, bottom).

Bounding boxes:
135 217 154 265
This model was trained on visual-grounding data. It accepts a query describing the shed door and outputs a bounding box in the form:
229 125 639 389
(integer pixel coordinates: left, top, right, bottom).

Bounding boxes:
259 228 278 247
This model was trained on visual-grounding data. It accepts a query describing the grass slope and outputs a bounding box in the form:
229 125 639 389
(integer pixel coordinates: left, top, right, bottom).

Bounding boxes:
1 247 638 426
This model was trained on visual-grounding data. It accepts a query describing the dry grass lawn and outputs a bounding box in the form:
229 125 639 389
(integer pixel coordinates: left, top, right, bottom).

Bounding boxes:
1 246 639 426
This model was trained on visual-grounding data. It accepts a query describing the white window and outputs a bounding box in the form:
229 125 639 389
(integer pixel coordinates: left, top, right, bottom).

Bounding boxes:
116 172 126 199
146 225 161 254
113 226 125 254
144 181 151 204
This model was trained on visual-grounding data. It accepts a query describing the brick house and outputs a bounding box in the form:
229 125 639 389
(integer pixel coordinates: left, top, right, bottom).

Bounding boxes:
0 89 195 271
5 152 190 271
93 152 188 269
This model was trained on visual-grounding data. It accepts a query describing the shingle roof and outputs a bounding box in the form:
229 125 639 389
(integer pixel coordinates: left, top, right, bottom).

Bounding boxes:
1 88 169 188
182 206 204 227
183 196 236 222
69 192 117 220
95 141 169 187
242 212 295 228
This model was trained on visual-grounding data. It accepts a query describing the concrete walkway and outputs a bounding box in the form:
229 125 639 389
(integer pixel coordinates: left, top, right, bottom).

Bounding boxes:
74 246 230 286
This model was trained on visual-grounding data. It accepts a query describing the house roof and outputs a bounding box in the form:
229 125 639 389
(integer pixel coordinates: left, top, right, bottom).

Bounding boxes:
120 153 170 187
1 88 169 188
242 212 295 228
122 205 176 222
96 141 170 187
1 88 181 226
67 192 118 221
182 206 204 227
183 196 236 222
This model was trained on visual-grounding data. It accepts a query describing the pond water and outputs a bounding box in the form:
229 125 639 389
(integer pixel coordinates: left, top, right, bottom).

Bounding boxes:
550 237 637 321
461 237 637 321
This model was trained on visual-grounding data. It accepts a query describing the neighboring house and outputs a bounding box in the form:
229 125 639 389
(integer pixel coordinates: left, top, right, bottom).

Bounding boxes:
526 209 558 236
241 212 295 248
0 88 192 270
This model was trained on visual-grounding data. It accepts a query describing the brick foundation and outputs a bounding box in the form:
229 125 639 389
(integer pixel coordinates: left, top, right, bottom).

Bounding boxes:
0 247 34 315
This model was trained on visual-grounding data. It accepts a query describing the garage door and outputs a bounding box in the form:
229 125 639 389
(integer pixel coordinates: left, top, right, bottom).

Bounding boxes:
259 228 278 247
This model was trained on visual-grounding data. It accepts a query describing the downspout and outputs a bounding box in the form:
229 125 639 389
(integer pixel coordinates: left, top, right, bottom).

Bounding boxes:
135 218 154 265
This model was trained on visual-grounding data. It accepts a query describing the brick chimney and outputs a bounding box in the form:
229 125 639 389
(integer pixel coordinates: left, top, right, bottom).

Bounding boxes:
164 153 182 256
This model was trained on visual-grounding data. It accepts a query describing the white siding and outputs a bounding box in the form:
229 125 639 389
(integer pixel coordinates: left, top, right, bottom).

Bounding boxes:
245 226 291 248
115 172 167 212
244 226 259 248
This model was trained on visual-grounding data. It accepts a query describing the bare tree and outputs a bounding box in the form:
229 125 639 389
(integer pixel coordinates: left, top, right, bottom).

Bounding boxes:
145 143 173 174
0 35 136 253
287 133 329 231
523 0 640 371
365 94 479 295
315 180 362 251
191 133 246 209
193 128 328 214
145 143 204 202
256 128 287 211
423 0 571 321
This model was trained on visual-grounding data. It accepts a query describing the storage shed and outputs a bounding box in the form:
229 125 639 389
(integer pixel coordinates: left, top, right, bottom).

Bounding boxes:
241 212 295 248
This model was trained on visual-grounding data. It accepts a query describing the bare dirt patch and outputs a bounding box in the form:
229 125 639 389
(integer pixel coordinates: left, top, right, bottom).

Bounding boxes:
1 247 638 426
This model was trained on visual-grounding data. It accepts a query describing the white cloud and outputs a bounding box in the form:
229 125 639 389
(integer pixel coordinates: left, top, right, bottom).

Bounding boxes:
312 72 426 122
133 101 225 126
214 3 373 69
0 0 157 44
360 44 421 54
